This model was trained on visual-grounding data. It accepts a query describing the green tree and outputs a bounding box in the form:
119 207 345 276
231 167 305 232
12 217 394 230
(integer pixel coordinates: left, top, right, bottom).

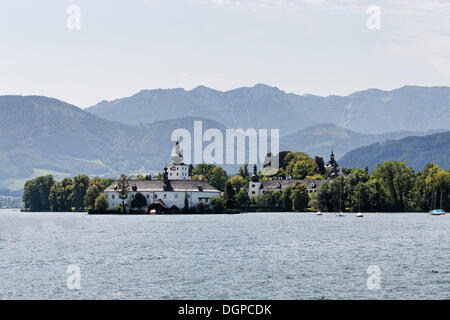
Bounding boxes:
280 185 294 211
238 163 250 178
255 191 281 207
349 182 371 212
192 164 228 191
84 178 104 210
284 152 319 179
69 174 90 211
206 166 228 191
192 164 217 176
235 189 250 207
94 194 109 211
316 177 344 212
210 196 225 213
291 183 309 212
23 175 54 212
372 161 415 211
224 181 236 209
117 174 130 213
49 177 73 211
228 175 246 192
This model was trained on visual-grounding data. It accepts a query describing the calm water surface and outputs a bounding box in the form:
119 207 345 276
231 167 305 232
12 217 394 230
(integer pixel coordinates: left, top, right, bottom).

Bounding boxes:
0 210 449 299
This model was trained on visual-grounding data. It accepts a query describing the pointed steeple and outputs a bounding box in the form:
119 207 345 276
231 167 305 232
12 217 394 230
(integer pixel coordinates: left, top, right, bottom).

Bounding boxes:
251 164 260 182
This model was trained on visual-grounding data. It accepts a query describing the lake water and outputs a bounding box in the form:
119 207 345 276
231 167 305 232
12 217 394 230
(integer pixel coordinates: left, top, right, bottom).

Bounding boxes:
0 210 449 299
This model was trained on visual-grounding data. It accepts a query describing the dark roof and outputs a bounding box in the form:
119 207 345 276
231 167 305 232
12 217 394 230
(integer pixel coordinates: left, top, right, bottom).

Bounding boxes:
104 179 220 193
260 179 323 191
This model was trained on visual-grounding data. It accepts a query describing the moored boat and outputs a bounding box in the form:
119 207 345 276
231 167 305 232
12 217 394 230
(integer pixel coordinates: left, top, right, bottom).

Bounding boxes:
429 209 445 216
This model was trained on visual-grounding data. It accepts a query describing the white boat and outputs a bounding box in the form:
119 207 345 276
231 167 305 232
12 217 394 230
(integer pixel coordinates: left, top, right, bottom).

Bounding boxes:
429 188 445 215
336 211 344 217
429 209 445 216
316 211 322 216
356 212 364 217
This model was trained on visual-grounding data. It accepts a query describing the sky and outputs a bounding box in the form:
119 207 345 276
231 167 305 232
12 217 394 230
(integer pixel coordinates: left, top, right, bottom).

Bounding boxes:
0 0 449 108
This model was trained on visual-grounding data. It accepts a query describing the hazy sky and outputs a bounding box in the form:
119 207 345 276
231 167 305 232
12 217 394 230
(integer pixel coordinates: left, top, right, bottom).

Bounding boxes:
0 0 449 107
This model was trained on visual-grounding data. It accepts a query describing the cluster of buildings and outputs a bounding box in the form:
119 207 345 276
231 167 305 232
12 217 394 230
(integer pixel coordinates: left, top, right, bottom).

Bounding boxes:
248 150 344 198
104 142 221 212
104 142 345 212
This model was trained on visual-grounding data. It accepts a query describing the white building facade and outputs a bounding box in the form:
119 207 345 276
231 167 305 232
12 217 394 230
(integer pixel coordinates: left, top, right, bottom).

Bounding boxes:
103 141 221 211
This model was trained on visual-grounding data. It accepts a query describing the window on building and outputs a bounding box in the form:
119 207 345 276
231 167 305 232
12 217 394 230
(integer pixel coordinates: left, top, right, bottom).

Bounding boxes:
154 194 157 199
164 194 167 199
252 184 255 188
112 195 115 199
146 194 149 199
252 191 255 194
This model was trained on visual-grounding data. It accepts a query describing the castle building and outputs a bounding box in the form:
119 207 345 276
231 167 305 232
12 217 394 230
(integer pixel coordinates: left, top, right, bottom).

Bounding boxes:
247 164 323 198
103 142 220 212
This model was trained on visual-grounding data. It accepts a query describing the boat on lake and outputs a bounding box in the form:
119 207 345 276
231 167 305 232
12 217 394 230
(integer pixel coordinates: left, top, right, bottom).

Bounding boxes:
429 188 445 215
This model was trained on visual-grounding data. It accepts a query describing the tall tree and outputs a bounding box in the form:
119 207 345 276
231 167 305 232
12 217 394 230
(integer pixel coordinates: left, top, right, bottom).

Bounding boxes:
224 181 236 209
83 178 104 210
117 174 130 213
94 194 109 211
235 189 250 207
23 175 54 212
291 183 309 212
69 174 90 211
49 177 73 211
372 161 415 211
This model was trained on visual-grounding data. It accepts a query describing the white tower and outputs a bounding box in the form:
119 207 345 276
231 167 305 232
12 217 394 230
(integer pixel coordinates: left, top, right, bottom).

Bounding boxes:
248 164 262 198
166 141 190 180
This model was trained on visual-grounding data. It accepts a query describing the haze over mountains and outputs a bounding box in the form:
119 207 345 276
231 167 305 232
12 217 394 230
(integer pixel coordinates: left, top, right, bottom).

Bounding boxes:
88 84 450 135
340 132 450 171
280 124 442 160
1 84 449 194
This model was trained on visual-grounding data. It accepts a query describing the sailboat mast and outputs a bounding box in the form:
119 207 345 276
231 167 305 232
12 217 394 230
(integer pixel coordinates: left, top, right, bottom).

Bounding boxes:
440 188 443 209
431 186 435 210
434 190 437 210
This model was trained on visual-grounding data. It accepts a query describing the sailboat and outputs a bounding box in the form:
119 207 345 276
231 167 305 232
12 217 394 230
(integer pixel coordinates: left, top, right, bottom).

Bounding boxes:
356 192 364 217
316 210 322 216
430 188 446 215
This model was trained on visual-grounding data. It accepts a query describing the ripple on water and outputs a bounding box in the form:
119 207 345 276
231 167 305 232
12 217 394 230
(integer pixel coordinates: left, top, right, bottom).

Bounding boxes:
0 211 449 299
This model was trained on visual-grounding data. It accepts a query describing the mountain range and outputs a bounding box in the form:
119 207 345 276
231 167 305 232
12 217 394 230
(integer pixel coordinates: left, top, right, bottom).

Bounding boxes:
1 84 449 194
87 84 450 135
340 132 450 172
